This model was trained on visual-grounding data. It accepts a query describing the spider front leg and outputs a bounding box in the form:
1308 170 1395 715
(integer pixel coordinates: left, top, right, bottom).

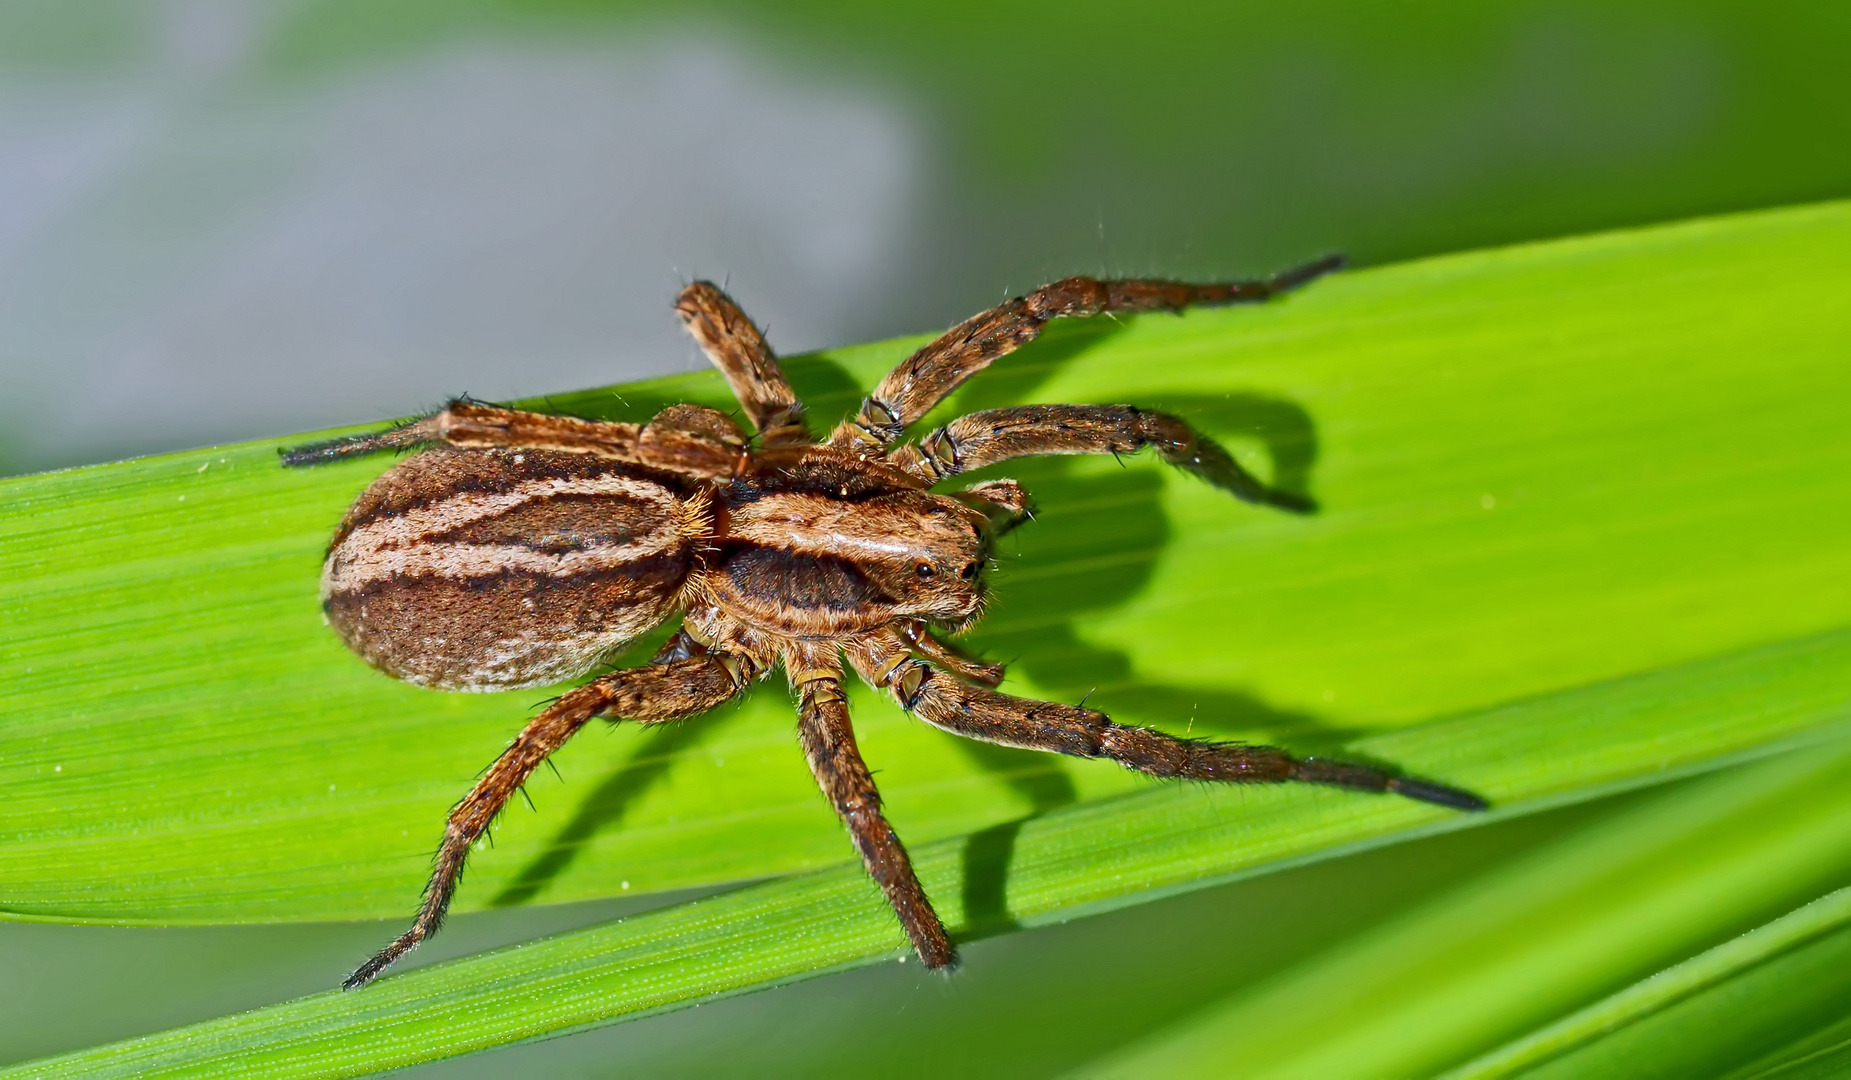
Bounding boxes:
343 653 751 990
675 281 810 446
847 633 1485 812
891 404 1314 512
787 641 954 969
829 256 1344 451
281 400 745 480
896 620 1005 688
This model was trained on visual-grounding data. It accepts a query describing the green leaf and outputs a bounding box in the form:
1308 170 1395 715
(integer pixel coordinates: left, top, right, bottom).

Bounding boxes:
1077 743 1851 1079
1450 885 1851 1079
3 200 1850 1072
12 641 1851 1078
5 200 1849 926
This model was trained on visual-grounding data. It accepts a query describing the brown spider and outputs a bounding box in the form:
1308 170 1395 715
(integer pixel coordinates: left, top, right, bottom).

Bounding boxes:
282 255 1485 990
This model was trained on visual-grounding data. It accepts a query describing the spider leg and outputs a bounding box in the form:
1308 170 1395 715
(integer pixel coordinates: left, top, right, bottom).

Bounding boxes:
675 281 809 446
281 400 745 480
829 256 1344 451
897 620 1005 687
651 628 709 664
847 632 1485 811
787 641 955 969
890 403 1313 512
343 653 752 990
951 478 1033 534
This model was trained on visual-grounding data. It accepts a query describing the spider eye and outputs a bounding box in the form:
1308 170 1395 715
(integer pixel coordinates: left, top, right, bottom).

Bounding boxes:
915 562 935 579
959 561 980 580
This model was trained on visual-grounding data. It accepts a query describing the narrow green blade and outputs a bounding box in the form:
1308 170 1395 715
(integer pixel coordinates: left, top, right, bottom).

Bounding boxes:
1076 741 1851 1080
1458 889 1851 1079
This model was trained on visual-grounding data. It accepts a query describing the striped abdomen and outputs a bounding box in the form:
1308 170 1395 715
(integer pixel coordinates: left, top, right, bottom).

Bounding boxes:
322 448 708 690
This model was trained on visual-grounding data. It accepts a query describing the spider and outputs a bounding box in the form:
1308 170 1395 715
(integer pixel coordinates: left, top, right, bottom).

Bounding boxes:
282 255 1486 990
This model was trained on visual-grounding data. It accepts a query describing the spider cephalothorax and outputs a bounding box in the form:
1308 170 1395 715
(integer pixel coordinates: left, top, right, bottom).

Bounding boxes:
284 257 1485 990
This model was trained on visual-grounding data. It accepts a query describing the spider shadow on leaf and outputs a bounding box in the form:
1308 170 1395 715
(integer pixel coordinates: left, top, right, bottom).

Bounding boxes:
949 436 1363 938
915 317 1361 937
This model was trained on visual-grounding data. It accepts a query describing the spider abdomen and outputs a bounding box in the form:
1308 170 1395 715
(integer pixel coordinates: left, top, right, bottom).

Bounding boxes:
321 448 708 690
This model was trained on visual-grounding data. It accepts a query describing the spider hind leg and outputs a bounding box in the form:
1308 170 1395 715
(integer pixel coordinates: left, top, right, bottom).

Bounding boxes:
279 414 439 466
343 654 747 989
281 400 743 479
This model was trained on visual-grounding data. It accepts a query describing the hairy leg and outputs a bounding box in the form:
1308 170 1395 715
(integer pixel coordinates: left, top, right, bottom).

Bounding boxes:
344 654 750 989
829 255 1344 451
786 641 954 969
890 403 1313 512
949 478 1033 534
846 633 1485 811
676 282 809 446
281 400 745 480
896 620 1005 687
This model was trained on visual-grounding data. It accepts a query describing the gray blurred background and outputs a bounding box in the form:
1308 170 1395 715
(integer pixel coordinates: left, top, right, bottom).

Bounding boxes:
2 0 1848 1074
5 1 1846 474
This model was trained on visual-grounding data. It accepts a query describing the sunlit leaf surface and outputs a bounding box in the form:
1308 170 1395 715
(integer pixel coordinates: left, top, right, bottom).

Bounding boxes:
13 638 1851 1078
2 201 1848 1075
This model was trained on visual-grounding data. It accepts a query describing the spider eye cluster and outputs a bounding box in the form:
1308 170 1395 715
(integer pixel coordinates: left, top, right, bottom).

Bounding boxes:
916 560 981 581
862 493 995 627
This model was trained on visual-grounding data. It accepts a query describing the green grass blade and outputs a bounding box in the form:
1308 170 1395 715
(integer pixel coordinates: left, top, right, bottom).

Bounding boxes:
1731 1000 1851 1080
3 201 1849 927
1446 889 1851 1079
9 628 1851 1078
1499 903 1851 1080
1075 742 1851 1080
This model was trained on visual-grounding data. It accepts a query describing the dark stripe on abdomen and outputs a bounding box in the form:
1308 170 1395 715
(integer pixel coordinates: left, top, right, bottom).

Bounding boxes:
333 448 697 546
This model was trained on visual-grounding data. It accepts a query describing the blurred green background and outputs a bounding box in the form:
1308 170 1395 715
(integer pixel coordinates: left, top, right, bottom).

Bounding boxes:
2 1 1848 1074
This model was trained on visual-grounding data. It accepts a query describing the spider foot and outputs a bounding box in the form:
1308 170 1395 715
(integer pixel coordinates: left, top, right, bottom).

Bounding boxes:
343 932 420 991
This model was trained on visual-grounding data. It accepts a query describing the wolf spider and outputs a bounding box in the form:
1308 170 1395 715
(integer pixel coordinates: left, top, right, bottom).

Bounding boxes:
283 254 1484 989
